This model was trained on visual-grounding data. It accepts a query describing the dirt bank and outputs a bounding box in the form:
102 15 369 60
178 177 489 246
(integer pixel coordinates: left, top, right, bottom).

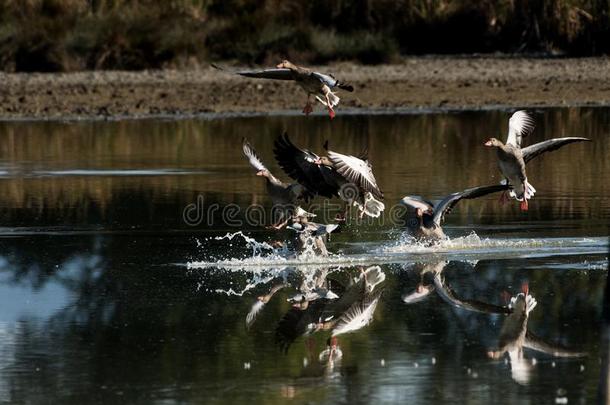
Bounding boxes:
1 57 609 119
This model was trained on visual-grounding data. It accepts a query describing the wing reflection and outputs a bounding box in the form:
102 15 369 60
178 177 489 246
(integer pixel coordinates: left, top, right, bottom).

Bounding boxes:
402 261 587 385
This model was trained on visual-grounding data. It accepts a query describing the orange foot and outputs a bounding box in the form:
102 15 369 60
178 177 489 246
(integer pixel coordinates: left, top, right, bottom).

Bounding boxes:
328 107 335 120
520 199 529 211
302 103 313 115
521 282 529 295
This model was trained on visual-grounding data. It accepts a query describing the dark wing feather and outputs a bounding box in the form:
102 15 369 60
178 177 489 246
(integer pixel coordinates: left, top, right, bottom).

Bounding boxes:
524 332 587 357
521 137 590 164
432 184 510 226
236 68 295 81
433 274 513 315
273 133 337 198
312 72 338 87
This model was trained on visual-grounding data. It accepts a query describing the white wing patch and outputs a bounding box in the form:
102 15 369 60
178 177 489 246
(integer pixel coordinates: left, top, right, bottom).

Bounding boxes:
328 150 381 196
399 196 434 212
242 140 268 172
506 110 536 147
331 294 381 337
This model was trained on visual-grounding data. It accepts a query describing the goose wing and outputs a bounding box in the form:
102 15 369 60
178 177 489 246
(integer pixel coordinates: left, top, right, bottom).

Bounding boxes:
524 332 587 357
242 138 268 172
331 290 382 337
432 184 509 226
433 274 512 314
273 133 337 198
521 137 591 164
506 110 536 147
399 196 434 212
213 63 295 80
327 150 383 199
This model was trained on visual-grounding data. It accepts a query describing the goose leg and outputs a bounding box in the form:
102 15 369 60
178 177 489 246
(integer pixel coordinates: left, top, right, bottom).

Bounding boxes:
498 190 508 205
520 199 529 211
302 94 313 115
325 92 335 119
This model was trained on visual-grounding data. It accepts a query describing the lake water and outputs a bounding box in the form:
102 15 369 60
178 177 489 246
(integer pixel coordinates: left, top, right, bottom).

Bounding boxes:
0 108 607 404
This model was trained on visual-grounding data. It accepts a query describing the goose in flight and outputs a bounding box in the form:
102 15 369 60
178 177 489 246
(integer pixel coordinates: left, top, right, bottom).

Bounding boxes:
399 184 509 242
243 138 313 228
484 110 590 211
274 133 384 220
214 60 353 119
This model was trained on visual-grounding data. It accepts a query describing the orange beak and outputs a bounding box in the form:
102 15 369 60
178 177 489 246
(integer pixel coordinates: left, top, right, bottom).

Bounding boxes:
484 140 493 147
256 170 265 176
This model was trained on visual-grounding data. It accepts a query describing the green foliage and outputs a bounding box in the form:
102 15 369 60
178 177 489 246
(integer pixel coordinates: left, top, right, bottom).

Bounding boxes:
0 0 608 71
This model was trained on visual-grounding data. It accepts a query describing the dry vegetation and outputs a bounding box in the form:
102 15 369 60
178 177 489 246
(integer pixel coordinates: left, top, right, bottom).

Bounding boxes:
0 0 608 72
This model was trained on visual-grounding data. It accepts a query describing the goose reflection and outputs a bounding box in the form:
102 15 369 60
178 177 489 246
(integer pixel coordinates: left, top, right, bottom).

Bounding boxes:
402 261 586 385
487 284 586 385
272 266 385 353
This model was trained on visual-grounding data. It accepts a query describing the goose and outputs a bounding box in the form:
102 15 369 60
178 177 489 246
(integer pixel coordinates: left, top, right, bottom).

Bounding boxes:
486 285 586 385
243 138 313 228
246 283 287 329
310 266 385 335
399 184 510 242
274 133 384 220
287 215 340 257
288 267 339 307
213 60 353 119
484 110 590 211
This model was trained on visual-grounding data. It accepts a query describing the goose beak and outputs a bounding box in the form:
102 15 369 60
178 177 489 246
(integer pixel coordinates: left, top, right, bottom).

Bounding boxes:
484 140 493 147
256 170 265 176
313 158 322 165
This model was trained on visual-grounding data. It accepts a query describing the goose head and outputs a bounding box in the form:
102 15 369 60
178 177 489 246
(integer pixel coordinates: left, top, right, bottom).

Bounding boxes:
277 60 296 69
484 138 503 148
313 156 333 167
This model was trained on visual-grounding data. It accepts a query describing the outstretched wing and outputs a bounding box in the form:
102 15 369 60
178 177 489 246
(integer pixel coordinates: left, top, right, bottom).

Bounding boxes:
242 138 268 172
399 196 434 212
331 290 382 337
213 64 294 80
521 137 590 164
432 184 509 226
506 110 536 147
433 274 512 315
273 133 337 198
327 150 383 199
524 332 587 357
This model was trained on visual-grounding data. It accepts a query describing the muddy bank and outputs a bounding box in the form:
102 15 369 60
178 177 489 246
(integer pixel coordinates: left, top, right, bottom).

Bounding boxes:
1 57 609 119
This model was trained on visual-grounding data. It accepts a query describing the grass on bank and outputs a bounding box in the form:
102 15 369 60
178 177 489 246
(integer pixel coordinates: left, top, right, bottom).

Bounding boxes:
0 0 608 72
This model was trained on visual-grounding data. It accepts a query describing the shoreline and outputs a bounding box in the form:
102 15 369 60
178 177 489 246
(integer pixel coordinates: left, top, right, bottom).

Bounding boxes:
1 57 609 120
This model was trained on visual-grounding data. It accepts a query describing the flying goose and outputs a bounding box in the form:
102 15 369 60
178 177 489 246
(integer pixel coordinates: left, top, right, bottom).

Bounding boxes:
243 138 313 228
484 110 590 211
399 184 510 242
214 60 353 119
274 133 384 220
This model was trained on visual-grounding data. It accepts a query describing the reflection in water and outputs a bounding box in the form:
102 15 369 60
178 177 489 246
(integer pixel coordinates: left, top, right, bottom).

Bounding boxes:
0 108 607 403
403 261 587 386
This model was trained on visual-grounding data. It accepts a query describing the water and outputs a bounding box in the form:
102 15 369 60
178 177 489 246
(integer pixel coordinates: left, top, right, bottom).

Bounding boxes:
0 108 607 404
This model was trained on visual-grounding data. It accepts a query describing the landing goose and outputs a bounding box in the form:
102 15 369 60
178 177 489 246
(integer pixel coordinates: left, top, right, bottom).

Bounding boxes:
485 110 590 211
214 60 353 119
243 138 313 228
399 184 509 242
274 133 384 219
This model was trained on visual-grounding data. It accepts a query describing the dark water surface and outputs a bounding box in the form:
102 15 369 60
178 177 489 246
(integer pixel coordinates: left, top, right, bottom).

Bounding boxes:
0 108 607 404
